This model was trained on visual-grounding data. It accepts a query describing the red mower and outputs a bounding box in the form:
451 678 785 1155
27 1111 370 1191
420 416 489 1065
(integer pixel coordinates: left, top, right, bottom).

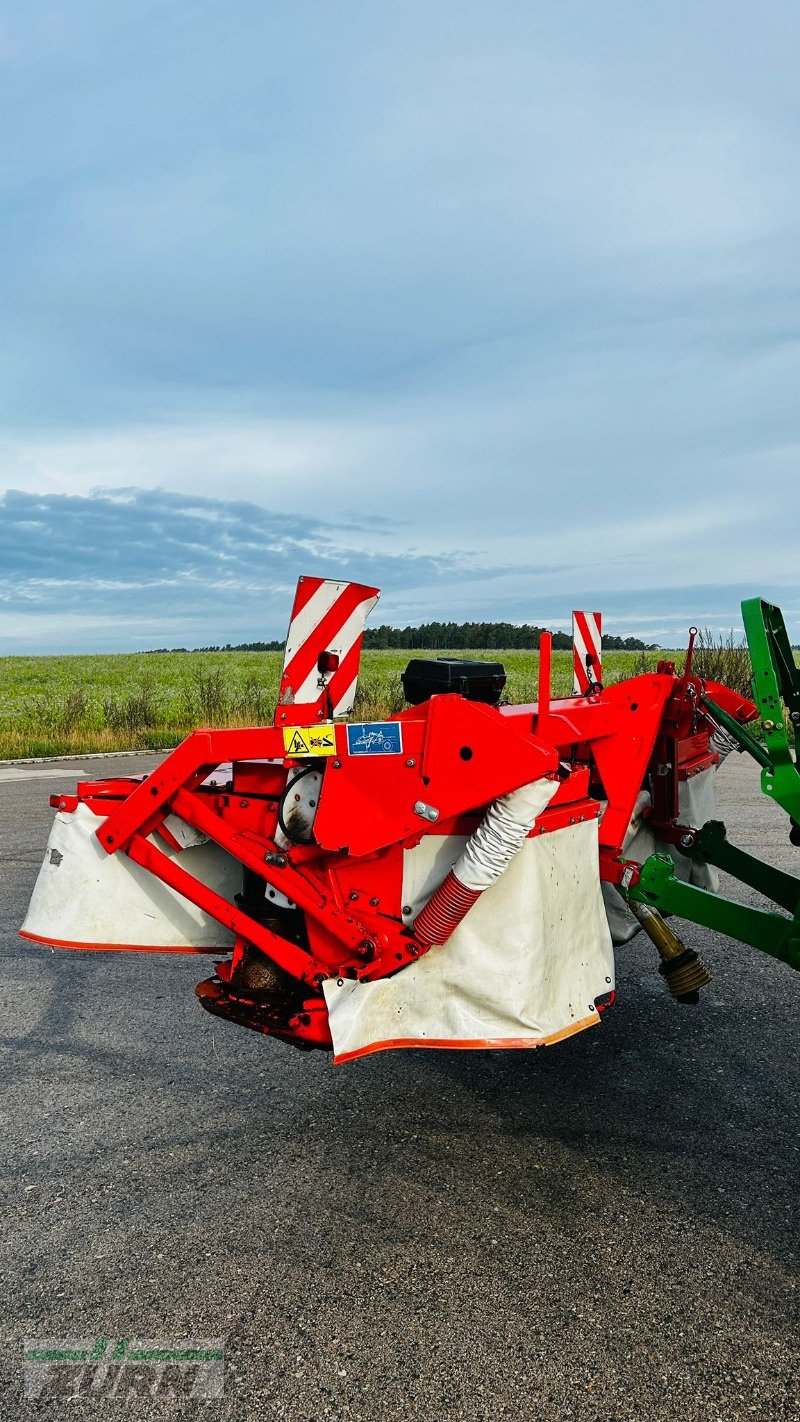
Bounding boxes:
21 578 800 1064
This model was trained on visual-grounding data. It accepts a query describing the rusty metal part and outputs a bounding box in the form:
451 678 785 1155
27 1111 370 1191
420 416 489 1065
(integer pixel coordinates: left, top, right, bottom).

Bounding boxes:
228 941 297 997
195 977 330 1050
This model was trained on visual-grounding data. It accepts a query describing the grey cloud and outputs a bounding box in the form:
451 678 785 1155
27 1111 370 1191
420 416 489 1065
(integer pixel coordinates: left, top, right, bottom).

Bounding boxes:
0 486 530 648
0 485 791 654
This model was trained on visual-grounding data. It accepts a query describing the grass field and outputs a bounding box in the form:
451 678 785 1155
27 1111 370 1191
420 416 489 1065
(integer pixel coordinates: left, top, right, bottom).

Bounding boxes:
0 648 662 760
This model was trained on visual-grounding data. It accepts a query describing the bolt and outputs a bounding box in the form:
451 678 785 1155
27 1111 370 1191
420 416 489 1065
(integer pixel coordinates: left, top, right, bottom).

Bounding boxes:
680 833 694 848
332 760 341 769
239 798 249 808
402 905 412 916
265 852 287 867
413 800 439 823
349 891 359 901
369 897 379 906
763 720 776 731
406 758 416 768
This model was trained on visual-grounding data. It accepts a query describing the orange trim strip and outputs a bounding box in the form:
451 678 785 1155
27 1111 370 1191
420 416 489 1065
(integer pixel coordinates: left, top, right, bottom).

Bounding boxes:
19 929 218 956
333 1012 598 1065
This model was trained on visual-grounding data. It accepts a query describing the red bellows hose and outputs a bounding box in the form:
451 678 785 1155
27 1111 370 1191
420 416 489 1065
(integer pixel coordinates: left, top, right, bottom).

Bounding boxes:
413 777 559 948
413 871 481 947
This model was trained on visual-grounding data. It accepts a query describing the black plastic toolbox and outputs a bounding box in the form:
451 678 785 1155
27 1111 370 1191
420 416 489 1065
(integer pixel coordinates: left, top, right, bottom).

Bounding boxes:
401 658 507 706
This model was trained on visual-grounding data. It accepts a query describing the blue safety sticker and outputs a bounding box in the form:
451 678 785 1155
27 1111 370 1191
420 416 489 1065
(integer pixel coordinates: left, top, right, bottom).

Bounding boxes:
346 721 404 756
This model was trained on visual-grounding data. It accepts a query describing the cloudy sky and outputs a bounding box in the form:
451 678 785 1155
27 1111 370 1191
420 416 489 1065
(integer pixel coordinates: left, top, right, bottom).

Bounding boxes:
1 1 798 652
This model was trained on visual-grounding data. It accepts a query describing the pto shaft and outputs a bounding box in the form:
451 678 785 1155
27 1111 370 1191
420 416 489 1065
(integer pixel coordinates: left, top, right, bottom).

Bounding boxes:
624 897 712 1003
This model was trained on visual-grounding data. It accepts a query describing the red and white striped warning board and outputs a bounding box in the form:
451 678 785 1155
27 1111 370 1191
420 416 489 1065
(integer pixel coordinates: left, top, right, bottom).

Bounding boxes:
276 577 380 723
572 610 602 695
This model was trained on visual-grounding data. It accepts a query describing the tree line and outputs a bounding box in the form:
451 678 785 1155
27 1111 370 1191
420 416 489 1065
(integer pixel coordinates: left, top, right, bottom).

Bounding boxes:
148 621 658 653
362 622 657 651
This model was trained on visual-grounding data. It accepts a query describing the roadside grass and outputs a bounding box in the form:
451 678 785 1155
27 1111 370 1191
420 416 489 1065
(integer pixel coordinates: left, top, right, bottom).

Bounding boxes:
0 648 673 760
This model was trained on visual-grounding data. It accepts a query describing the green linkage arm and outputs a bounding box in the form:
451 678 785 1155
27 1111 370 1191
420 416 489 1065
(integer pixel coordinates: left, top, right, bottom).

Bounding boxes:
626 853 800 971
687 819 800 916
739 597 800 823
624 598 800 972
701 693 771 770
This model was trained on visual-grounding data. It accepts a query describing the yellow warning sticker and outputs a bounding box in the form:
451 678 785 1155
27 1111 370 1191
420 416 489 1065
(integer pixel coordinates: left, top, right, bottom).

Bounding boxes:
282 724 337 758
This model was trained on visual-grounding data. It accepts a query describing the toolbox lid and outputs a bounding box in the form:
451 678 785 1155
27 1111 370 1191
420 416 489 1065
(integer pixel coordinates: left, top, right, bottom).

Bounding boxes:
401 657 507 706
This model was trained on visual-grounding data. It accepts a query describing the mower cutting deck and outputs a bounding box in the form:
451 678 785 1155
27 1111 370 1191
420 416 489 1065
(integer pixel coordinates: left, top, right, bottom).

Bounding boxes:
20 579 800 1064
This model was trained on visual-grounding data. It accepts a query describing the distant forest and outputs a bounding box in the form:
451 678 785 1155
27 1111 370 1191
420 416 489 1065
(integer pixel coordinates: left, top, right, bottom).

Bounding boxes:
149 621 659 653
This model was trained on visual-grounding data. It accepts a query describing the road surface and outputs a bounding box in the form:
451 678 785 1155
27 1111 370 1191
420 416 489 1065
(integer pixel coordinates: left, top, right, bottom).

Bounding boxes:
1 751 798 1419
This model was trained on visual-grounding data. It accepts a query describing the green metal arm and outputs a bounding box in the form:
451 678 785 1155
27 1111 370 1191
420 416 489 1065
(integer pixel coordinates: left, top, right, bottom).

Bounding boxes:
687 819 800 915
621 598 800 975
739 597 800 822
701 692 771 770
627 852 800 972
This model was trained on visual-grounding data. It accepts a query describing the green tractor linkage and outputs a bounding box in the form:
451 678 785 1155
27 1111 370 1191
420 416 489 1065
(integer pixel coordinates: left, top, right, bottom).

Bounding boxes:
623 598 800 978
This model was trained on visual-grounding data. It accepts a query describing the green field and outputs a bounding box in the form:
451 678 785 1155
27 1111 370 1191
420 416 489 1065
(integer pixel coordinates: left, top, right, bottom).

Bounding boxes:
0 648 662 760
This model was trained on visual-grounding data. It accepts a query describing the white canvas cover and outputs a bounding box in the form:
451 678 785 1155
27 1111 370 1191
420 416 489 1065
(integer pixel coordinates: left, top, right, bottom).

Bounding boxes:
323 818 615 1064
20 803 238 952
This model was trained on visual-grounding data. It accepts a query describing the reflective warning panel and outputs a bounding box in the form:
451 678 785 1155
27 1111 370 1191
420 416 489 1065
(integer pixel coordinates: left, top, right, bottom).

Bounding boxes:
282 724 337 758
346 722 403 756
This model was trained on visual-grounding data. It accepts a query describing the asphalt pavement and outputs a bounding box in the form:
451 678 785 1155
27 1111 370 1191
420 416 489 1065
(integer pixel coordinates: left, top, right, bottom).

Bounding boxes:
1 751 798 1420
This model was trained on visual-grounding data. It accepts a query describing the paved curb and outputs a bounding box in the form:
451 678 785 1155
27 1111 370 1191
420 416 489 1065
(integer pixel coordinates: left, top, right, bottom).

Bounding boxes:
0 749 174 768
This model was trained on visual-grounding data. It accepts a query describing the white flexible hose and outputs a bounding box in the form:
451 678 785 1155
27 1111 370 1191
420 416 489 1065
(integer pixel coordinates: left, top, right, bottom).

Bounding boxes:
453 777 559 891
710 726 740 762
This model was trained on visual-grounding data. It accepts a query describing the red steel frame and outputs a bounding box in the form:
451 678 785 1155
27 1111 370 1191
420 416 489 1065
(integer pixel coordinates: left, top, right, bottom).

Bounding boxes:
34 639 759 1049
75 671 755 945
